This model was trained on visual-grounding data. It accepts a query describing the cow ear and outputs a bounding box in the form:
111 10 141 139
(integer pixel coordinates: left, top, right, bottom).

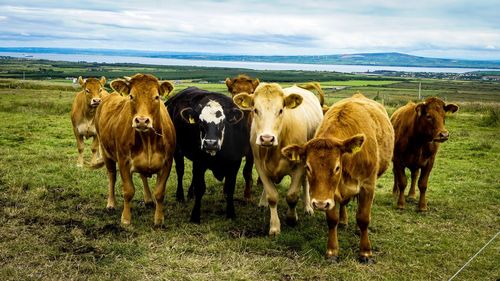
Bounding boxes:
233 93 254 110
78 76 85 86
99 76 106 86
159 81 174 97
252 78 260 90
341 134 365 154
110 79 130 96
282 144 306 163
415 103 426 117
284 94 303 109
445 103 459 113
180 107 198 124
226 108 244 124
225 77 234 91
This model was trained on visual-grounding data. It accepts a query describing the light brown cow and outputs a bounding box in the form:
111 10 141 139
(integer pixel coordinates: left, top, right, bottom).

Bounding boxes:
94 74 176 225
391 97 458 211
233 83 323 236
282 94 394 263
70 76 108 167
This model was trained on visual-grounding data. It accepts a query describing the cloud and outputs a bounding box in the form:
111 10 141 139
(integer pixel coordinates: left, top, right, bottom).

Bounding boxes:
0 0 499 59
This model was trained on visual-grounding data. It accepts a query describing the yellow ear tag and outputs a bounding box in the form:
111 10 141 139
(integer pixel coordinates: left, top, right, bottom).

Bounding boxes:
351 145 362 154
291 153 296 161
290 101 296 108
189 116 195 124
241 100 248 107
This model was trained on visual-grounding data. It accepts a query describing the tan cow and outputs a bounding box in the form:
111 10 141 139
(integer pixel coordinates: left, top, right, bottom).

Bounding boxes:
94 74 176 226
391 97 458 211
225 74 260 96
282 94 394 263
70 76 108 167
233 83 323 236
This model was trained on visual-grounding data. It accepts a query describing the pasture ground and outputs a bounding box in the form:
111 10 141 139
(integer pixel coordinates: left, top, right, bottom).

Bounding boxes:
0 74 499 280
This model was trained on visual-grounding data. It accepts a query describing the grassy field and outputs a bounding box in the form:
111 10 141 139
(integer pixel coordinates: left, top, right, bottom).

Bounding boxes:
0 70 499 280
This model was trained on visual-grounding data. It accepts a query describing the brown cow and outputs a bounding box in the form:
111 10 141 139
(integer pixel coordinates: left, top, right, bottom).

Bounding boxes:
225 74 260 200
391 97 459 211
282 94 394 263
94 74 176 225
70 76 108 167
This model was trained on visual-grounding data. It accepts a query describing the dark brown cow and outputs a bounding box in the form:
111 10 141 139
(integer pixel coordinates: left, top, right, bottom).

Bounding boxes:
94 74 176 225
282 94 394 263
70 76 108 167
391 97 459 211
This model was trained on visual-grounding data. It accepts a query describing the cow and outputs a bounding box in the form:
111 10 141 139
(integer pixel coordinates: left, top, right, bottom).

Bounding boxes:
233 82 323 236
225 74 260 200
391 97 459 211
94 74 176 226
70 76 108 167
281 93 394 263
165 87 248 223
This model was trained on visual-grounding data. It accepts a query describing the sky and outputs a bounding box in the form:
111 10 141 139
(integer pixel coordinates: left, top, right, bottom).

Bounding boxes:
0 0 499 60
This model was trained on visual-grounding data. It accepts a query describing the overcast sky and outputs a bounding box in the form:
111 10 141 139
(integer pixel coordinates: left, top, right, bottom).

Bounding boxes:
0 0 499 60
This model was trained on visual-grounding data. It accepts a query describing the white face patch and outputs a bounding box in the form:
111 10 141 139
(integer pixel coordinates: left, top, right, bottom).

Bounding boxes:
199 100 225 124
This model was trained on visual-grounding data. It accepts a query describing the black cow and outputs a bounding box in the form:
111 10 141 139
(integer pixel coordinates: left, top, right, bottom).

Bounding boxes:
165 87 251 223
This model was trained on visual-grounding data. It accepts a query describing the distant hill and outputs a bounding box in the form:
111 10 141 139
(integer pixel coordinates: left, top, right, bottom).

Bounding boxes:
1 47 499 69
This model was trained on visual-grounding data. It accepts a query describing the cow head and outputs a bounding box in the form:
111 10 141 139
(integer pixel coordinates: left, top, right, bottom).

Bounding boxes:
233 83 302 147
225 74 260 97
110 74 174 133
180 98 244 156
79 76 106 107
415 97 459 143
282 135 365 211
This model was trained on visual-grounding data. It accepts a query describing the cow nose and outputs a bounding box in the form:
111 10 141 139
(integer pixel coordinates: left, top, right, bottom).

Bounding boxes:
204 139 217 147
260 134 275 144
134 116 151 128
439 131 449 139
91 98 101 104
311 199 334 210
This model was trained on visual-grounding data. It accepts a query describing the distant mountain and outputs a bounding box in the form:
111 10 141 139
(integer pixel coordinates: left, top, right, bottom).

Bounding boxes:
1 47 499 69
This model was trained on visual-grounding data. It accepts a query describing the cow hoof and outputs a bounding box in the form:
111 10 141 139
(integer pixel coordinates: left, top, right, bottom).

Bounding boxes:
325 255 339 263
305 206 314 216
175 194 185 203
106 206 115 212
121 219 131 226
358 256 375 265
406 196 417 203
269 228 281 237
144 201 155 208
190 216 201 224
417 207 428 212
338 222 348 229
226 212 236 220
154 218 164 226
285 216 298 227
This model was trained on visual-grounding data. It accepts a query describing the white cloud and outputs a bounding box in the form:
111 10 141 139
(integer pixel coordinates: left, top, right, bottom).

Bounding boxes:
0 1 499 59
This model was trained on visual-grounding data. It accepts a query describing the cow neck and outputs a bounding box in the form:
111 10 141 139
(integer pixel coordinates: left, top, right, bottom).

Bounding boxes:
134 113 163 166
411 117 431 147
80 93 96 120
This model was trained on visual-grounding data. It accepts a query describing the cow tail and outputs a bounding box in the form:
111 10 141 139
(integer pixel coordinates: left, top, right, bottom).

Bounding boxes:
297 82 325 107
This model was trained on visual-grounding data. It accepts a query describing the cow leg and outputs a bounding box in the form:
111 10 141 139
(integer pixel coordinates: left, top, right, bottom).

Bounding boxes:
407 168 419 202
255 161 280 236
140 175 154 208
285 169 304 226
302 176 314 215
118 161 135 225
417 157 435 212
393 164 407 209
174 149 185 202
325 205 340 261
104 157 117 210
190 162 207 224
90 136 100 165
357 183 375 264
75 134 85 167
224 162 240 219
153 158 173 226
339 202 349 227
242 153 254 202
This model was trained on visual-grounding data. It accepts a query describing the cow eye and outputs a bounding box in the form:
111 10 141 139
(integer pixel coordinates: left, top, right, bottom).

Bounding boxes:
85 89 90 93
129 95 134 101
426 114 432 120
334 165 340 174
154 95 160 100
279 109 283 115
254 108 258 115
305 164 312 174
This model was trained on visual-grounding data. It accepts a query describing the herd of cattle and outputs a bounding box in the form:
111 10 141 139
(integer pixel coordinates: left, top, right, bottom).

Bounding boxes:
70 73 458 263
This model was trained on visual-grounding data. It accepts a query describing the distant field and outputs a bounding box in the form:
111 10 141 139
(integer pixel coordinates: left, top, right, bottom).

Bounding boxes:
0 62 499 280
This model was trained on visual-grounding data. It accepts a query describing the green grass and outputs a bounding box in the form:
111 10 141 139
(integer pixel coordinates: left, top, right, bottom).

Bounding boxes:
0 74 499 280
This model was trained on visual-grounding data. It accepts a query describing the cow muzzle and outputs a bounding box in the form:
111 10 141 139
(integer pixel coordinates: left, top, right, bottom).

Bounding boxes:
311 198 335 211
90 98 101 107
133 116 153 132
257 134 277 147
202 139 220 156
433 131 449 142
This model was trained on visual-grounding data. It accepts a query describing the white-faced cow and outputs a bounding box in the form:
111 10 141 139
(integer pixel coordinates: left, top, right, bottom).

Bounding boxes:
391 97 459 211
165 87 248 223
282 93 394 263
71 76 108 167
233 83 323 236
94 74 176 226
